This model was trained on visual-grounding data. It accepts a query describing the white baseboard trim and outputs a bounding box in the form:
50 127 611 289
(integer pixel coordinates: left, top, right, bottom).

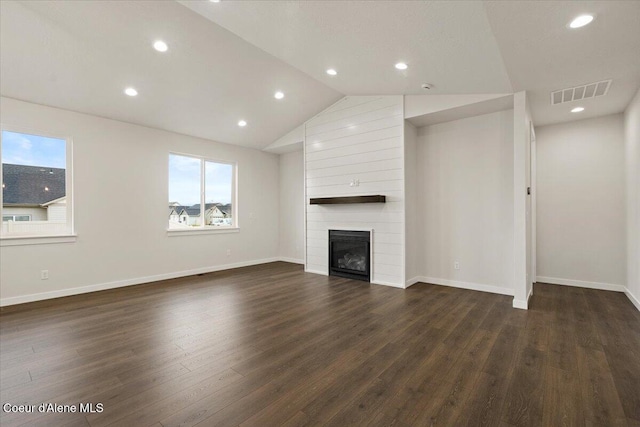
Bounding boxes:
371 279 404 289
513 286 533 310
405 277 421 288
624 288 640 312
415 276 514 296
536 276 625 292
0 257 280 307
304 268 328 276
278 257 305 265
512 299 528 310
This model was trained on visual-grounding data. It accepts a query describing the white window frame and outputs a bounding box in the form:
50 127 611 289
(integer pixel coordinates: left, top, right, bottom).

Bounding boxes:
0 126 76 246
167 152 238 236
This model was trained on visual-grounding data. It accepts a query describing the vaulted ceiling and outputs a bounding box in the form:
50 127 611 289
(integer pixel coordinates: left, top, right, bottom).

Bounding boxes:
1 1 639 150
0 0 341 150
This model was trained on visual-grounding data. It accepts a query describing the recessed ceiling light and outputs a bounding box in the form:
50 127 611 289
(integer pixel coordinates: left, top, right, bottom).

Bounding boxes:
274 91 285 100
210 0 221 3
569 14 594 29
326 69 337 76
238 120 247 127
395 62 408 70
124 87 138 97
571 107 585 113
153 40 168 52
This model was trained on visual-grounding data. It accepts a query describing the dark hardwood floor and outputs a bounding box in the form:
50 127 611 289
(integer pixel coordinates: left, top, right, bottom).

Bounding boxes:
1 262 639 427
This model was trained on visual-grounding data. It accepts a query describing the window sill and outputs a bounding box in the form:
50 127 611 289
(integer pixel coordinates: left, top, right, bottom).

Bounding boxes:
167 227 240 237
0 234 78 247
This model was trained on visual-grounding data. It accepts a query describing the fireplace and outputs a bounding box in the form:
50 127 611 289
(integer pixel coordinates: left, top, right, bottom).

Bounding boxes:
328 230 371 282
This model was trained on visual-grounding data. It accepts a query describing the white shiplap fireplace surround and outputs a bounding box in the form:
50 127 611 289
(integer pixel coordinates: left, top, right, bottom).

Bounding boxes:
301 93 533 311
304 96 406 287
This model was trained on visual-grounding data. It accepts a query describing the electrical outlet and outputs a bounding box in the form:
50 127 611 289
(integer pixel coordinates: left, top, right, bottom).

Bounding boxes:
226 249 231 256
41 270 49 280
454 261 460 270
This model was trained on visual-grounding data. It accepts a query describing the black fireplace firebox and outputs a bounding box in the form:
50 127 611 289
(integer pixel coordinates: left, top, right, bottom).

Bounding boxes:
328 230 371 282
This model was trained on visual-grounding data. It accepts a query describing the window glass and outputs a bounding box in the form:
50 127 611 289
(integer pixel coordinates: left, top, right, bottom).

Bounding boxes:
1 130 70 237
168 153 235 230
205 161 233 227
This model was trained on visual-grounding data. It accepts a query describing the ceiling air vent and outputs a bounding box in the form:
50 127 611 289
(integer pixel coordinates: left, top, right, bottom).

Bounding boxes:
550 79 612 105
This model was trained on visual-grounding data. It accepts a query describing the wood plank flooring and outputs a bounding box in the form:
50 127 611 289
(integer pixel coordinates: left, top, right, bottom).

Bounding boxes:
1 262 639 426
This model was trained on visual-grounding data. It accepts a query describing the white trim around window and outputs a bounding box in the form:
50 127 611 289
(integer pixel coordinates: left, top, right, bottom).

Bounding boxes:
0 125 75 244
167 152 238 235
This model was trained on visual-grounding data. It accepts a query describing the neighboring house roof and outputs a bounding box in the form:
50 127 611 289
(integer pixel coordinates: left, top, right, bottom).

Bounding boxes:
170 206 191 216
185 207 201 216
2 163 65 206
206 205 232 217
170 203 232 217
41 196 66 207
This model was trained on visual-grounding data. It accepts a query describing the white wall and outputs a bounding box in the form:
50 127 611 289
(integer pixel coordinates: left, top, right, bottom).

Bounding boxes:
512 91 531 308
305 96 405 287
525 98 534 302
536 114 626 290
0 97 280 305
278 150 304 263
415 110 515 295
404 121 419 284
625 89 640 309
